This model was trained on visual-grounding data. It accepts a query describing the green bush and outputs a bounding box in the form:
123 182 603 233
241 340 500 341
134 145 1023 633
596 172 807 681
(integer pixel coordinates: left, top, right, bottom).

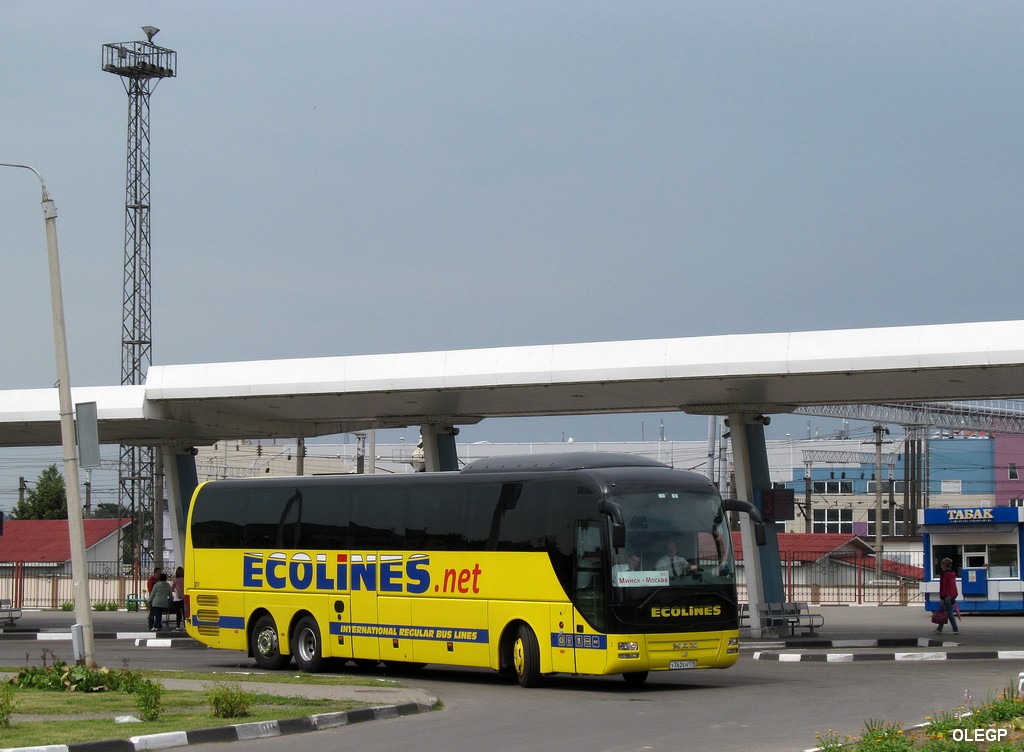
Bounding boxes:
134 679 162 722
59 601 74 612
7 658 163 723
0 683 18 728
9 660 146 694
206 681 253 718
857 719 914 751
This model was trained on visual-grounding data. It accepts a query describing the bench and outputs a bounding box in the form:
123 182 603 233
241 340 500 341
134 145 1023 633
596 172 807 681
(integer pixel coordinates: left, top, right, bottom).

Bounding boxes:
739 601 824 636
125 593 147 612
781 601 824 636
0 599 22 626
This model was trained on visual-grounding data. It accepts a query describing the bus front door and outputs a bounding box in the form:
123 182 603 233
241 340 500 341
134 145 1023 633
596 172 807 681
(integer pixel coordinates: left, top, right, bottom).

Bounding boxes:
570 521 609 675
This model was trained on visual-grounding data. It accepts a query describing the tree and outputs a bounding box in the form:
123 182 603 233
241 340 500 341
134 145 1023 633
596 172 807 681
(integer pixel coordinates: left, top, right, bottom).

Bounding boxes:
10 464 67 520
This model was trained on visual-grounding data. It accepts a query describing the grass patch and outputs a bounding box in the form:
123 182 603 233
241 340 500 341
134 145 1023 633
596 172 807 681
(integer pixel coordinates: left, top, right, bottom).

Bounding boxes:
814 679 1024 750
0 685 367 747
0 660 398 748
0 664 403 688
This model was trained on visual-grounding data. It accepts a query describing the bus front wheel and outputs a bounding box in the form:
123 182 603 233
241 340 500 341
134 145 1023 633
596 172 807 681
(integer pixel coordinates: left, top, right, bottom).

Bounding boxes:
251 615 289 670
291 615 324 673
622 671 649 687
512 624 542 688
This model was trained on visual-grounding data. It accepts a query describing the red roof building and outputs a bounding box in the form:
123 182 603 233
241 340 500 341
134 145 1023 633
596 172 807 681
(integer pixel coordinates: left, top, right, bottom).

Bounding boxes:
0 519 129 567
732 532 924 582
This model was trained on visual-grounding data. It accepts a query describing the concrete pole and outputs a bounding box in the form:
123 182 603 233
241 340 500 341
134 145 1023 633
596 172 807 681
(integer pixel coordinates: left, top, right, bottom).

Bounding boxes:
804 460 813 534
705 416 717 483
873 424 884 579
367 429 376 474
355 433 366 474
1 164 96 666
717 419 729 498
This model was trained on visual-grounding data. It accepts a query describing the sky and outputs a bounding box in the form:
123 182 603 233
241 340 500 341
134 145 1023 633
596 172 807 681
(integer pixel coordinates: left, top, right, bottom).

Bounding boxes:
2 2 1023 505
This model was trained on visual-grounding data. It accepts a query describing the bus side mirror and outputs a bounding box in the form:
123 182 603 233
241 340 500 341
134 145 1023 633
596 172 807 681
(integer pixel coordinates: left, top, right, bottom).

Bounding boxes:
599 498 627 549
611 522 626 550
721 499 766 546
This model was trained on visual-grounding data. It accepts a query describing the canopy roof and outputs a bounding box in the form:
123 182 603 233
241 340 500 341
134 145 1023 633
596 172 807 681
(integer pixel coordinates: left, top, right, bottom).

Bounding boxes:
1 320 1022 447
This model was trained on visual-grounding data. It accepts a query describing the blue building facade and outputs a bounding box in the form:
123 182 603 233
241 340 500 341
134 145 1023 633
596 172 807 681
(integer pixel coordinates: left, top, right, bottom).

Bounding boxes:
919 506 1024 613
780 437 1002 536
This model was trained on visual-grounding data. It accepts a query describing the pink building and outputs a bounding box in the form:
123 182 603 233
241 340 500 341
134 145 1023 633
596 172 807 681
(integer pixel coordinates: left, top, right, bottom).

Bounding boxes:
994 434 1024 505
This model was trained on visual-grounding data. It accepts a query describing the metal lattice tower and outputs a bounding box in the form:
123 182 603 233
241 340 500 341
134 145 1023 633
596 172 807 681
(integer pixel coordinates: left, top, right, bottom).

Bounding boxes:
102 28 176 571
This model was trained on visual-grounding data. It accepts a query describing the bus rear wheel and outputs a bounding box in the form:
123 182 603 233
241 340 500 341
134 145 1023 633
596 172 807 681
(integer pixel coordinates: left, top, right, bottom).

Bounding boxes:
622 671 649 687
291 616 323 673
251 614 289 670
384 660 427 672
512 624 542 688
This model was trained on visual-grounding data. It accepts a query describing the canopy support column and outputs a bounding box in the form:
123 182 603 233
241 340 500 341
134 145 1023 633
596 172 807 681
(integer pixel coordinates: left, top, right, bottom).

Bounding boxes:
419 424 460 472
729 412 785 638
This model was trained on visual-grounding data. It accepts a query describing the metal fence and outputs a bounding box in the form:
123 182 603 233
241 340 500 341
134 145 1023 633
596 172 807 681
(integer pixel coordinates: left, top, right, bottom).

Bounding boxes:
0 561 177 610
0 552 925 610
737 549 926 606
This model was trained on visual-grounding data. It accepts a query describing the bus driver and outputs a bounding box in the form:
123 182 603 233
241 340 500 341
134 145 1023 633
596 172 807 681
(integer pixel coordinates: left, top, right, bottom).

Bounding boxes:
656 538 698 578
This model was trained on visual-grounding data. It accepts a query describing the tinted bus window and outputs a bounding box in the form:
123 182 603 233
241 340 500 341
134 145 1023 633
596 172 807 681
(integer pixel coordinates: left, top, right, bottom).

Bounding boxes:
191 486 245 548
350 485 406 550
406 482 467 551
300 486 349 550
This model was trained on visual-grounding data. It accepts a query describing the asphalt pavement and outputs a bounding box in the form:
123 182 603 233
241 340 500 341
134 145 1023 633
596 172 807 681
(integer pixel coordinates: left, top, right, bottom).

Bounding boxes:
1 604 1022 751
742 602 1024 663
0 608 437 752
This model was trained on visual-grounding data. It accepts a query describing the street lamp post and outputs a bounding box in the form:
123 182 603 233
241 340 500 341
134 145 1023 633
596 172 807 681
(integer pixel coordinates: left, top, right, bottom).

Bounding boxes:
1 163 96 667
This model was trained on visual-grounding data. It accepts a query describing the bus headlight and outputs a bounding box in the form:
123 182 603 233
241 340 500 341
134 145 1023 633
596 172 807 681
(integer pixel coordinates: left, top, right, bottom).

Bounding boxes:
617 641 639 651
618 653 640 660
727 637 739 647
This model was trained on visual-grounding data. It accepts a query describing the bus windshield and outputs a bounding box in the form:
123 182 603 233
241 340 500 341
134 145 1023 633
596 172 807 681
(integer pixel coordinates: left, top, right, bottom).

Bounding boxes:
609 488 734 600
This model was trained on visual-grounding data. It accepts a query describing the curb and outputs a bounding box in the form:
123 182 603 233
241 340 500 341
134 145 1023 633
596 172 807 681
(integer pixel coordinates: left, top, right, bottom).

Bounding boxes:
4 700 434 752
0 630 202 649
130 638 207 650
744 637 954 650
754 646 1024 662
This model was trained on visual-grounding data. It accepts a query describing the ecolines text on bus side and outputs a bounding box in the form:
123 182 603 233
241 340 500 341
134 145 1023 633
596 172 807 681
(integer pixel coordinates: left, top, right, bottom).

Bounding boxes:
241 551 483 595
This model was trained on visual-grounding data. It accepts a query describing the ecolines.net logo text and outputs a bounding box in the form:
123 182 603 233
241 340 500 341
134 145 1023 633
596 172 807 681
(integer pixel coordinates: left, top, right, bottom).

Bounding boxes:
242 552 483 595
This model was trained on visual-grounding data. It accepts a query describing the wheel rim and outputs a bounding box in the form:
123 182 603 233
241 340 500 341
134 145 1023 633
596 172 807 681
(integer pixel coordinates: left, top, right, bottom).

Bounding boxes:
255 627 278 659
512 637 525 677
297 628 317 662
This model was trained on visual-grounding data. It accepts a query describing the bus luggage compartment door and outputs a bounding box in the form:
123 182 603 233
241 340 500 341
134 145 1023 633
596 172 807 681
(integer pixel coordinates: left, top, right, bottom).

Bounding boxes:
549 603 577 673
327 595 353 661
349 588 379 662
378 597 414 663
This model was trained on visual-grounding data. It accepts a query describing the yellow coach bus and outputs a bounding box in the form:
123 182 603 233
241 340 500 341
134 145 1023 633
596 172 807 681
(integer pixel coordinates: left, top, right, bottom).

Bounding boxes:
184 452 763 687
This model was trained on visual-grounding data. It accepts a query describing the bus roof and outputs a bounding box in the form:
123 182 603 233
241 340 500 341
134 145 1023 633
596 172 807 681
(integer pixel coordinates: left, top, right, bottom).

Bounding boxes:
460 451 669 474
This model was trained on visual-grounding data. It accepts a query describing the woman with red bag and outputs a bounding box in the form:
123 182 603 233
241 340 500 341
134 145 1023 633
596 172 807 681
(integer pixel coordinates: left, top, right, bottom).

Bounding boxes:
935 557 960 634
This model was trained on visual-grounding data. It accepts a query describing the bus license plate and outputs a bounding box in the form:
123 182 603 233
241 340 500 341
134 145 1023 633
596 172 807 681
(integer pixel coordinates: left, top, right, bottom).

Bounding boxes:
669 660 697 670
